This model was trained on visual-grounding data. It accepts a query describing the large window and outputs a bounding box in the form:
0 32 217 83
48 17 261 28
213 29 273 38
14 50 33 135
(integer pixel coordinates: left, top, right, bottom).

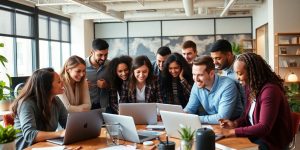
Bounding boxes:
0 1 71 77
38 14 71 72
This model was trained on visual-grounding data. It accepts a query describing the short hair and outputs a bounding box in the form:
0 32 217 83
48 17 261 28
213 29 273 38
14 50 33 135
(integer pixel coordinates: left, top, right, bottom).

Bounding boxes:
193 55 215 72
92 38 109 51
182 40 197 52
157 46 171 56
210 39 232 53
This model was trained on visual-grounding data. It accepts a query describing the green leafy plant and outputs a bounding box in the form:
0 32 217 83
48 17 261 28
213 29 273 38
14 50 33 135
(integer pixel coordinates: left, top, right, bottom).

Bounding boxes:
231 42 241 55
0 125 21 144
178 124 195 141
0 43 12 101
286 83 300 112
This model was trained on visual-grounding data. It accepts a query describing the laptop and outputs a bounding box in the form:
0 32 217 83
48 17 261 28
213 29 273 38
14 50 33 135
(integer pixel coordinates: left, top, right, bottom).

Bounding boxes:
47 109 102 145
102 113 159 143
156 103 184 115
119 103 157 125
160 111 224 141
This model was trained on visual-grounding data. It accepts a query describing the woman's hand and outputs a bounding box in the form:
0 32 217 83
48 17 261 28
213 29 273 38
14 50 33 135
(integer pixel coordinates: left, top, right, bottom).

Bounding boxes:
179 69 184 81
220 128 236 137
219 119 236 129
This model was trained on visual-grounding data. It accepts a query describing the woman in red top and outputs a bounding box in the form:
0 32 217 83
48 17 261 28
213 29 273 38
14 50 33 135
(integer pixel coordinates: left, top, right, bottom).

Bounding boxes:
219 53 293 150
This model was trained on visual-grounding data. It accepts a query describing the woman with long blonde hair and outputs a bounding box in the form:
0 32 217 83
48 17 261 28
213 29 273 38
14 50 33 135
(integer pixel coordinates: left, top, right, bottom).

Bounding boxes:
58 55 91 112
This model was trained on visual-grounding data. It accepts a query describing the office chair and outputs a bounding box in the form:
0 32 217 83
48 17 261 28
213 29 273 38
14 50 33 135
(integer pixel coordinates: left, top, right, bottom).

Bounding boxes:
289 112 300 150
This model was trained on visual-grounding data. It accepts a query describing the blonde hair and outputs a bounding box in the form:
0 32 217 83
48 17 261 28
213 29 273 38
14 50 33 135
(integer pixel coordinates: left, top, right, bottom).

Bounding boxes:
60 55 86 90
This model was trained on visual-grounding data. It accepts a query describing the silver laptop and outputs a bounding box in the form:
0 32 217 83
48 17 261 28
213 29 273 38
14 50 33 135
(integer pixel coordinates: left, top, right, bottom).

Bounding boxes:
119 103 157 125
160 111 224 141
47 109 102 145
102 113 159 143
156 103 184 115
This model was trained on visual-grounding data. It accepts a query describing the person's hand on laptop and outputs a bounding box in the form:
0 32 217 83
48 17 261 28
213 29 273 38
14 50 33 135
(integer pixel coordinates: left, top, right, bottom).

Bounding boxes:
218 119 237 129
58 129 66 138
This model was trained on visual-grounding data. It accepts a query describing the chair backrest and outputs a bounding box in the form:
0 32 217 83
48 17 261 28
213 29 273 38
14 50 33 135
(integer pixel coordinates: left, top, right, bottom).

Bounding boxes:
291 112 300 136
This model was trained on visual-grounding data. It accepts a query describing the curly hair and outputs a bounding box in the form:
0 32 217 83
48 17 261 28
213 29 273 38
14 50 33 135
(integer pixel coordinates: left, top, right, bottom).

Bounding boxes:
236 53 284 98
105 55 132 91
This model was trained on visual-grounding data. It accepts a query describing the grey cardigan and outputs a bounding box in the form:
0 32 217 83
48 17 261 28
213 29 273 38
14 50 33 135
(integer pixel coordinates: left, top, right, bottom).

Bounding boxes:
14 97 68 150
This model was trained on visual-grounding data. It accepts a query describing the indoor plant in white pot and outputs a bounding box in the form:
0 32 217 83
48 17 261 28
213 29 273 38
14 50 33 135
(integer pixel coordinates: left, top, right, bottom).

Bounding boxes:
0 125 20 150
178 124 195 150
0 42 13 111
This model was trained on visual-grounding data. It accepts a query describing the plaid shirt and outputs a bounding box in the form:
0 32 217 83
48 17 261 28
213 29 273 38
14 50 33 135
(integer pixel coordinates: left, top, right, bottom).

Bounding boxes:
162 78 192 107
119 78 163 103
108 88 120 114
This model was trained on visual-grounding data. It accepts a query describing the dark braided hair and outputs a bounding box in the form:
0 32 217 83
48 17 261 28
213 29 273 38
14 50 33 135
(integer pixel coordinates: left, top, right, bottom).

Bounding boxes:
236 53 284 98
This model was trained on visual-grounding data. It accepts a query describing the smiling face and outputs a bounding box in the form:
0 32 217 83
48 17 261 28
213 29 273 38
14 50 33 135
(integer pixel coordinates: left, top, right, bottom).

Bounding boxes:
233 60 248 86
192 65 214 89
134 64 149 84
168 61 181 78
67 63 86 82
182 48 197 64
210 51 230 70
156 54 169 71
116 63 129 81
91 49 108 65
50 72 64 96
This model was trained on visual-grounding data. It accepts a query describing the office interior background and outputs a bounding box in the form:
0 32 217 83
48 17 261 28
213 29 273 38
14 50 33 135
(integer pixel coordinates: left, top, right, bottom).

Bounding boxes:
0 0 300 80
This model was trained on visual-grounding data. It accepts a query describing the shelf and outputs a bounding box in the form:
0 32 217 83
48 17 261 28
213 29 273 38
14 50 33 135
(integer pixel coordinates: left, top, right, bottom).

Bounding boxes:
276 44 300 46
279 67 300 69
279 54 300 56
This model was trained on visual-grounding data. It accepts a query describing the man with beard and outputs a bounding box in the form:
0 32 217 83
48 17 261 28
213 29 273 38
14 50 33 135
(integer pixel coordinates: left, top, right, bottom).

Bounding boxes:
183 56 243 124
210 39 246 107
85 38 110 110
210 39 236 80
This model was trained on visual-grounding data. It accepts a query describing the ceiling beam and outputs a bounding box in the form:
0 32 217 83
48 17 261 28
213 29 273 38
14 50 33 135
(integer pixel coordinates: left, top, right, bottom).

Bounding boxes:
220 0 236 17
70 0 124 21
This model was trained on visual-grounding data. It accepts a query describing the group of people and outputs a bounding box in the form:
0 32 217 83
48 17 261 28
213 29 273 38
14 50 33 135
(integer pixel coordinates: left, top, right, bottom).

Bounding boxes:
12 38 293 150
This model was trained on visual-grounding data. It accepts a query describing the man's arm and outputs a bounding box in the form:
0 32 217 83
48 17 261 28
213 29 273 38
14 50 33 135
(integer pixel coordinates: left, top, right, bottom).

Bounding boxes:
200 81 238 124
184 84 201 114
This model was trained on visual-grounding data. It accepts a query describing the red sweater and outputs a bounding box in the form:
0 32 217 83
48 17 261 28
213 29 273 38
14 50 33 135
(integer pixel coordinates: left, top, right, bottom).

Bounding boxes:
235 83 293 150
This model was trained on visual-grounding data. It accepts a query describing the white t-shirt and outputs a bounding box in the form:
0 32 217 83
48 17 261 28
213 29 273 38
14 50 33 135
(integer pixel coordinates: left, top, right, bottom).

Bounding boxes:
136 85 146 103
248 100 256 125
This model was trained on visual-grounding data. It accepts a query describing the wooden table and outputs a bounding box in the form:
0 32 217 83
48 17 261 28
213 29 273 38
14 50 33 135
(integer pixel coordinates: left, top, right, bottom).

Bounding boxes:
25 125 257 150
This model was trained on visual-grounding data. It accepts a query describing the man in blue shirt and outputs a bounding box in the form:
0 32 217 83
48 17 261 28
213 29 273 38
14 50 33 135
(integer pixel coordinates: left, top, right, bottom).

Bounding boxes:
85 38 110 111
210 39 245 107
184 55 243 124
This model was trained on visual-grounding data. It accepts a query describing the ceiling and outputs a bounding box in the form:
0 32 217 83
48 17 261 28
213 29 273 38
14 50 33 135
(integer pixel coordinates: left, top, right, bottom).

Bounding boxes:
18 0 263 22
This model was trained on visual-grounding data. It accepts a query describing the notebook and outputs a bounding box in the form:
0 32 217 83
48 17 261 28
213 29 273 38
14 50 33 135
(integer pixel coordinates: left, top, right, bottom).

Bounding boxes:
47 109 102 145
102 113 159 143
119 103 157 125
160 111 224 141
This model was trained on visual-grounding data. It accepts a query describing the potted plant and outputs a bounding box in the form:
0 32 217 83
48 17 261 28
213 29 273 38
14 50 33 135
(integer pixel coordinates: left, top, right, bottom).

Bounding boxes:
0 42 13 111
178 124 195 150
0 125 20 149
286 83 300 112
231 42 241 55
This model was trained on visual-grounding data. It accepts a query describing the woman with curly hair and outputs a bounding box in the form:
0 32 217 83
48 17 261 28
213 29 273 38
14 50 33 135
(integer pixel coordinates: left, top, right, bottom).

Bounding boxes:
219 53 293 150
161 53 193 107
105 55 132 113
